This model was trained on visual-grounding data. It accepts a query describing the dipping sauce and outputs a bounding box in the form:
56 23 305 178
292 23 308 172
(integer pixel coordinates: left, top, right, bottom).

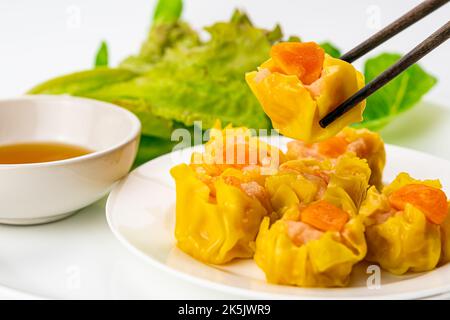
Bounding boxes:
0 142 92 164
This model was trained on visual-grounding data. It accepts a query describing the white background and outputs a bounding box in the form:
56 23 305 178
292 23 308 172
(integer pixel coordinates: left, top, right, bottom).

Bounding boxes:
0 0 449 299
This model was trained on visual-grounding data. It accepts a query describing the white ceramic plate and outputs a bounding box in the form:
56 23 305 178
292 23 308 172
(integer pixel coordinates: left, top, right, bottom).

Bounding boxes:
106 140 450 299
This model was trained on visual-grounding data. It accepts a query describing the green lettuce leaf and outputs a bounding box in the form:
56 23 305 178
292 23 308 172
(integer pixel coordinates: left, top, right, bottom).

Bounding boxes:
120 21 199 73
86 9 275 130
29 8 276 139
134 135 177 167
28 68 136 95
358 53 437 130
320 42 341 58
287 35 301 42
153 0 183 24
120 0 199 73
134 124 200 167
91 73 270 130
94 41 109 67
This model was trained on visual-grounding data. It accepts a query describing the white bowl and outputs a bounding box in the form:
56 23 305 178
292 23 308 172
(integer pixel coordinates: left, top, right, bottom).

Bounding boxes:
0 95 141 225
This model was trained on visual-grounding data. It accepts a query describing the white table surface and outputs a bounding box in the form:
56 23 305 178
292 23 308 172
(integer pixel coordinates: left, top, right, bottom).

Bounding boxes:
0 0 449 299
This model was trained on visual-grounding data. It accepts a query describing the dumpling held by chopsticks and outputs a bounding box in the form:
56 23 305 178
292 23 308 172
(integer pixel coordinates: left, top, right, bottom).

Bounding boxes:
246 41 366 143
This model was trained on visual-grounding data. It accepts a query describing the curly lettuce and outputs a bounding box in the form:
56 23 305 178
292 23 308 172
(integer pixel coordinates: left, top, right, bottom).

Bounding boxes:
29 3 278 151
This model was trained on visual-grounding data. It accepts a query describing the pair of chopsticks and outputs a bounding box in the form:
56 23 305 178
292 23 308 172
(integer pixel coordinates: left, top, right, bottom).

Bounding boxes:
319 0 450 128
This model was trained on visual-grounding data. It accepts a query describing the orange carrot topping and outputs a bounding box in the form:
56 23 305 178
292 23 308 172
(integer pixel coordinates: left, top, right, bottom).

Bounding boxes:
389 184 448 224
317 136 349 158
270 42 325 85
300 200 349 232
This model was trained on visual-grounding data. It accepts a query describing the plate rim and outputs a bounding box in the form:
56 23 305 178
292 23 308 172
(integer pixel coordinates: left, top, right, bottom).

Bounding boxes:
106 142 450 300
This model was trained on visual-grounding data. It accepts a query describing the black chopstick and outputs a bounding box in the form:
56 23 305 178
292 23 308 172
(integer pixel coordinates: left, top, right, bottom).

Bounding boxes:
340 0 449 63
319 21 450 129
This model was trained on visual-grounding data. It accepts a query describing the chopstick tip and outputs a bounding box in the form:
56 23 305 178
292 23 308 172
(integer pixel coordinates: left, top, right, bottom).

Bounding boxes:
319 117 330 128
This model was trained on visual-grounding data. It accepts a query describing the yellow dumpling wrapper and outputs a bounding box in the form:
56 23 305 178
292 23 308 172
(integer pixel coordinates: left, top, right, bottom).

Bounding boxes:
246 55 365 143
340 127 386 189
285 127 385 189
171 164 268 264
265 153 371 216
254 191 367 287
191 122 287 175
360 173 450 274
440 213 450 263
171 123 285 264
265 158 332 214
328 153 372 209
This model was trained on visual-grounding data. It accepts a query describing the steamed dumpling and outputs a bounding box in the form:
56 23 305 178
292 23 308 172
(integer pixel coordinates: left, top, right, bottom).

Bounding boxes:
286 127 386 189
254 185 367 287
246 42 365 143
360 173 450 274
